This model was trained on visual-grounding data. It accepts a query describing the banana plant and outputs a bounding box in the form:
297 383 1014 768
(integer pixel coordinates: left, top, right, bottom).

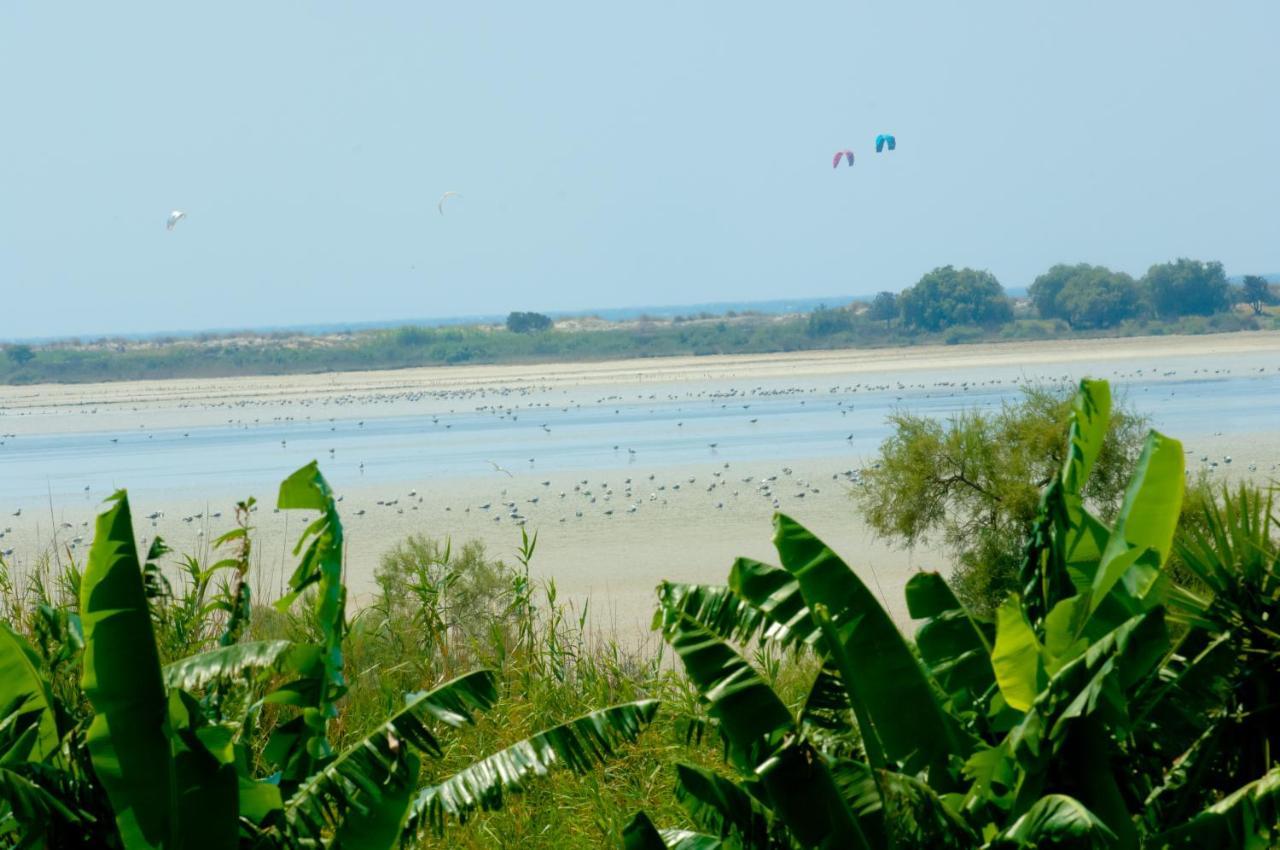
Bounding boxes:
0 462 658 848
635 379 1280 848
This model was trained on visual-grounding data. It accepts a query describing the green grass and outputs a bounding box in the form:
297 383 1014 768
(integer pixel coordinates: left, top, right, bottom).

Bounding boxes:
0 526 823 847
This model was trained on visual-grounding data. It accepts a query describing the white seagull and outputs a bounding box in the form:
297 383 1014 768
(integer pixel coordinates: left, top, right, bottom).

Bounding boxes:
437 192 461 216
166 210 187 231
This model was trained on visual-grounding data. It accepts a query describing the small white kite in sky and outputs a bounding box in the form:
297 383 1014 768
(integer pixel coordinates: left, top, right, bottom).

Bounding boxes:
437 192 461 215
166 210 186 231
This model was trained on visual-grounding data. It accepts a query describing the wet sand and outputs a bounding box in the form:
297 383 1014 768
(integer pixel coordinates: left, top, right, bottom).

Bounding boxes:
1 330 1277 636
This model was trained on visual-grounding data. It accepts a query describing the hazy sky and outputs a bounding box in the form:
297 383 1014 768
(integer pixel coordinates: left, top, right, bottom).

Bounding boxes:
2 2 1277 339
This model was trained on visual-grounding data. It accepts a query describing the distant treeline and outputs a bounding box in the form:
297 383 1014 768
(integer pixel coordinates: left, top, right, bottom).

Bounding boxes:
2 259 1276 384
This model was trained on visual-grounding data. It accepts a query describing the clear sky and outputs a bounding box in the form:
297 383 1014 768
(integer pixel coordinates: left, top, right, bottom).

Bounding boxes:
2 2 1276 339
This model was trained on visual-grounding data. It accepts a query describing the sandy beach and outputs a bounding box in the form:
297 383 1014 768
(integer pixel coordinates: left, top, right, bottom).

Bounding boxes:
2 330 1278 637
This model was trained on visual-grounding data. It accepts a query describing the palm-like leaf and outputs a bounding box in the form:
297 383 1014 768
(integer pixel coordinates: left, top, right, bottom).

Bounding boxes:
282 669 497 842
1155 765 1280 848
79 490 176 850
906 571 995 718
0 625 60 763
403 699 658 837
986 794 1116 849
161 640 314 691
672 763 772 847
623 811 725 850
774 514 971 776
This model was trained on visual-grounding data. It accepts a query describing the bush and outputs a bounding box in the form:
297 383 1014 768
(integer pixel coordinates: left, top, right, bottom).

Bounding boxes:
899 266 1012 331
506 311 554 333
806 305 854 337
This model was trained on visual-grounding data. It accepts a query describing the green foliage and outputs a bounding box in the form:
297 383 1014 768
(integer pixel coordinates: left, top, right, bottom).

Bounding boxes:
0 465 662 848
3 345 34 366
636 378 1280 848
1143 258 1232 318
1238 275 1275 316
804 305 853 337
1030 264 1143 329
855 383 1147 615
506 311 554 333
867 291 898 325
899 265 1013 331
4 269 1275 385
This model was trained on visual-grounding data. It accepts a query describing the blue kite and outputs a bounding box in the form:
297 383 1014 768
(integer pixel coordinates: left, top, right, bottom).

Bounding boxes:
875 134 897 153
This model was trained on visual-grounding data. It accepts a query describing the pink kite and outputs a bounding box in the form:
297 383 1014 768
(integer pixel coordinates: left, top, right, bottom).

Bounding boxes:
831 150 855 168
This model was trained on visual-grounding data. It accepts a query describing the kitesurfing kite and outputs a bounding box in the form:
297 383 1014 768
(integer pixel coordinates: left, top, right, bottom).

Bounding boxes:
437 191 461 215
166 210 186 231
875 134 896 153
831 150 855 168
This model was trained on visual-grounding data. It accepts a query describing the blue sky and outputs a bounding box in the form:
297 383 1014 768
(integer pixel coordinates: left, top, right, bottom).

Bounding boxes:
1 2 1276 339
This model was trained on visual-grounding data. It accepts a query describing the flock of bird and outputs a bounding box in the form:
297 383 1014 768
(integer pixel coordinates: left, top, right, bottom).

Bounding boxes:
0 362 1276 562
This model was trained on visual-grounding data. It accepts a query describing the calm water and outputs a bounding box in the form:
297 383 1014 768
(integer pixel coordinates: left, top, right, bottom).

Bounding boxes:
0 354 1277 512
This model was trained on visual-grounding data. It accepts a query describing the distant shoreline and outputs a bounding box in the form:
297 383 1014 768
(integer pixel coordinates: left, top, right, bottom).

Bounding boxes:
4 329 1279 419
1 300 1276 387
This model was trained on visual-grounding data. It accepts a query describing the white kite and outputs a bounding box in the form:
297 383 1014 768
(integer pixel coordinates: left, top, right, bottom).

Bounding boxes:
437 192 461 216
166 210 187 231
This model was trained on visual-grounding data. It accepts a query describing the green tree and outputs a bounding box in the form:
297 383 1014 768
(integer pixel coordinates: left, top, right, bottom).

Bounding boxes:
1143 258 1231 318
867 291 898 326
806 305 853 337
5 344 34 366
506 311 553 333
1029 263 1142 327
853 384 1146 614
1239 274 1275 316
1056 268 1142 329
898 266 1012 331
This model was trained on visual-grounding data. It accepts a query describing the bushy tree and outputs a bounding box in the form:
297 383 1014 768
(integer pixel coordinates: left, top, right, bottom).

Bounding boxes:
5 343 34 366
853 384 1146 613
1239 274 1275 316
1143 258 1231 318
806 305 854 337
1056 268 1142 329
505 311 553 333
898 266 1012 331
867 291 899 326
1029 263 1142 328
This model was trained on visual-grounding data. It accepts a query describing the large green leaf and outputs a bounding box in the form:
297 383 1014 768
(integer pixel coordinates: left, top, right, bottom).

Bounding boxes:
272 461 347 780
330 752 420 850
283 669 497 843
1061 379 1110 503
673 763 771 848
168 689 237 850
79 490 177 850
0 765 88 838
987 794 1116 849
654 581 769 646
404 700 658 836
162 640 313 691
991 596 1043 713
906 572 995 714
1156 765 1280 849
1085 430 1184 621
0 625 59 763
666 617 792 770
727 557 821 648
772 514 969 772
622 811 725 850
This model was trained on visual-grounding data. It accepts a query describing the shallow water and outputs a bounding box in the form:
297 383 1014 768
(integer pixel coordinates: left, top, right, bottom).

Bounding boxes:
0 352 1276 513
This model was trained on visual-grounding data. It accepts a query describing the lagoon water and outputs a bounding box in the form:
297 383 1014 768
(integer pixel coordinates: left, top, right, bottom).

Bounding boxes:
1 352 1277 514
